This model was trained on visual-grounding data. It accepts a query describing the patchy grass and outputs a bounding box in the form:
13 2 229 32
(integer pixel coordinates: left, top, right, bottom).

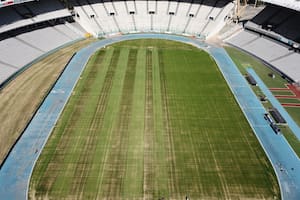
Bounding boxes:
30 40 280 199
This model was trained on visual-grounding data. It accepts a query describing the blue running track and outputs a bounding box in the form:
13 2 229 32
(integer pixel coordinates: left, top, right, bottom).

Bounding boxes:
247 68 300 140
208 48 300 200
0 34 299 200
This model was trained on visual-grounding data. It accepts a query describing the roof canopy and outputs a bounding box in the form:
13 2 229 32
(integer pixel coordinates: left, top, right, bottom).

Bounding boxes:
263 0 300 11
0 0 35 8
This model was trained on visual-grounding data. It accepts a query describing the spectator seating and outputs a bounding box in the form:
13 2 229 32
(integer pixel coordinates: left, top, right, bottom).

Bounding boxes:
71 0 234 37
0 63 17 84
113 1 135 33
0 0 234 86
0 18 85 86
246 4 300 44
0 0 71 34
226 3 300 83
226 30 300 82
134 1 151 32
153 1 169 32
0 36 43 68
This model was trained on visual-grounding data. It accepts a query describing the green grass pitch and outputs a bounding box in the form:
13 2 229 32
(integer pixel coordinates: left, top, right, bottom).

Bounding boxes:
29 39 280 199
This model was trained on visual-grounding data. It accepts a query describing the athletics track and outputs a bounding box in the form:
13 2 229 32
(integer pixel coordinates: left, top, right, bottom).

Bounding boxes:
0 34 299 200
247 68 300 141
270 85 300 107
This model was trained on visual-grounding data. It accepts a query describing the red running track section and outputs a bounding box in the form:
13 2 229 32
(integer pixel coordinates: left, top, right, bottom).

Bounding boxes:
270 84 300 107
281 103 300 107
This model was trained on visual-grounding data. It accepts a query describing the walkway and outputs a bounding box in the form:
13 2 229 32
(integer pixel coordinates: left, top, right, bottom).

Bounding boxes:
0 34 299 200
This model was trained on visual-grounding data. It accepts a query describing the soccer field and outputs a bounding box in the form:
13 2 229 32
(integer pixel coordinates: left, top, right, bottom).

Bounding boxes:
29 39 279 199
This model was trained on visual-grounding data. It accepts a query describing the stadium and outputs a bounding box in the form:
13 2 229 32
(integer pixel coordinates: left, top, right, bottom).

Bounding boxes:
0 0 299 199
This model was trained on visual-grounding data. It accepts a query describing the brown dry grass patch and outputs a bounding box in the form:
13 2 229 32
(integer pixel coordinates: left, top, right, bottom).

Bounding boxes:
0 38 95 165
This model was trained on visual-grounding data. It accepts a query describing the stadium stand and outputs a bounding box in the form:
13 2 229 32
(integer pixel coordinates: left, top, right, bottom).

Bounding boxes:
248 4 300 43
70 0 234 37
0 20 84 84
168 1 190 33
153 1 169 32
226 3 300 83
227 30 300 82
135 1 151 32
113 1 135 32
54 23 83 40
0 0 234 86
65 20 86 35
17 26 72 52
243 36 290 61
271 53 300 81
0 0 71 33
1 0 234 37
0 0 86 87
0 63 16 84
0 36 43 67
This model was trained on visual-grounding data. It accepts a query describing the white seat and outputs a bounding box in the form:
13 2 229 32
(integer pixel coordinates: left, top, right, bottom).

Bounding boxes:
0 37 43 68
0 63 17 83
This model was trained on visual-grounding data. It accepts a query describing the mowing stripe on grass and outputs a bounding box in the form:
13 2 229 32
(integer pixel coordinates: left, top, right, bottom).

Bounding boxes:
143 49 155 199
122 48 146 198
102 49 137 197
93 48 129 198
31 49 110 198
77 48 118 198
67 50 111 196
27 37 282 199
56 49 120 197
152 48 168 198
69 49 122 196
32 48 122 198
158 49 180 198
80 48 128 199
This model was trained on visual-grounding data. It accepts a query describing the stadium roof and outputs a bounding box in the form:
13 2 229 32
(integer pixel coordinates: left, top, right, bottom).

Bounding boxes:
0 0 34 8
262 0 300 11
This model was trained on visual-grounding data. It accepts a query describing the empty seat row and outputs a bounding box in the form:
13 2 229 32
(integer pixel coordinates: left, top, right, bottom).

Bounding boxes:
0 21 85 85
72 0 234 37
0 0 71 34
227 30 300 82
250 4 300 43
